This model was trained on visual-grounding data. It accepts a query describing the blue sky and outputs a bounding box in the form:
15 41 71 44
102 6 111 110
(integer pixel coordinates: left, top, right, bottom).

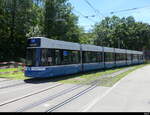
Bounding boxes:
69 0 150 31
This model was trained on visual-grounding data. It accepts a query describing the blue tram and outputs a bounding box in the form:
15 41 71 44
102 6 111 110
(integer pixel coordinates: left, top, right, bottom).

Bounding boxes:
25 37 144 78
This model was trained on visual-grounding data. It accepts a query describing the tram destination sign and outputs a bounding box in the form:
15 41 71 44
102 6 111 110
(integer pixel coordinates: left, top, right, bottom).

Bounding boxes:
27 38 41 47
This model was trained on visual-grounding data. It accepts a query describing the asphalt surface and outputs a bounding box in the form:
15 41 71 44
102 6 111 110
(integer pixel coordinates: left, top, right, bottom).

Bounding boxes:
0 65 149 112
81 65 150 112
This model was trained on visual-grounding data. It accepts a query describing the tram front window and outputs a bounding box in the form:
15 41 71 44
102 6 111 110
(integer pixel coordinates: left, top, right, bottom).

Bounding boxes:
26 49 36 66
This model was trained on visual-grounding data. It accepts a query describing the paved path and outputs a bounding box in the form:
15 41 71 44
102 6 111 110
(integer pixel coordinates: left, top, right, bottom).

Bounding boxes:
0 65 149 112
83 65 150 112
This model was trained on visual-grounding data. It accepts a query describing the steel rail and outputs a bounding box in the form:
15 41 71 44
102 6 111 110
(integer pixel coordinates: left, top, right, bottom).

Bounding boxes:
16 67 133 112
46 81 99 112
0 83 63 107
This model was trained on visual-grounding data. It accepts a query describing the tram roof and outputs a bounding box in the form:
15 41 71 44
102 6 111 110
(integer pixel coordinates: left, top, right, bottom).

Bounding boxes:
115 48 126 54
30 37 81 51
28 37 143 54
81 44 103 52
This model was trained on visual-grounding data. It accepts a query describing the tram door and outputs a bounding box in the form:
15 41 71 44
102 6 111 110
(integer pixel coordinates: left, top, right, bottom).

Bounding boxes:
26 48 40 67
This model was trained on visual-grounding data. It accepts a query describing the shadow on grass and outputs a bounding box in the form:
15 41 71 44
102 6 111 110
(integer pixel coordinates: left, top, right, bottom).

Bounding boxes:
24 70 105 84
24 64 141 84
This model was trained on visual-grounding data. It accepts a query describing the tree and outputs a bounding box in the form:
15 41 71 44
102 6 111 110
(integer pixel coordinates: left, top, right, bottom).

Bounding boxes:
0 0 39 61
44 0 81 42
0 0 83 61
93 15 150 51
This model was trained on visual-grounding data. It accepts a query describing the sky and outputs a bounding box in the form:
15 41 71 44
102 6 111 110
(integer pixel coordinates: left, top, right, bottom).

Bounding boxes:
69 0 150 32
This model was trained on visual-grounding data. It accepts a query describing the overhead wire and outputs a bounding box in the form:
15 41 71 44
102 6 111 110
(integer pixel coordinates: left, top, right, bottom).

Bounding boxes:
73 9 97 23
110 5 150 14
73 2 150 32
72 0 107 31
84 0 105 19
73 9 96 31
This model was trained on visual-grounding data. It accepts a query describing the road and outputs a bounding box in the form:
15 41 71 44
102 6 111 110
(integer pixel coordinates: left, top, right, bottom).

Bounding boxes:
80 65 150 112
0 65 150 112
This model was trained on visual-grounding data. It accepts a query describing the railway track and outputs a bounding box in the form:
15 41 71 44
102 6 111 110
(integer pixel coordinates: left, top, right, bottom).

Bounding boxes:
46 67 135 112
0 78 56 90
15 67 134 112
0 66 134 112
16 84 85 112
46 81 99 112
0 66 133 90
0 80 26 90
0 83 63 107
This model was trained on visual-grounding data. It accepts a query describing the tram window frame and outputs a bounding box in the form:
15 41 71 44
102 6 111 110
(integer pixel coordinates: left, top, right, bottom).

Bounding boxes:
127 54 132 61
140 55 144 60
40 49 55 66
60 50 80 65
104 52 115 62
71 50 81 64
82 51 103 63
26 48 36 67
116 53 127 61
132 54 138 60
39 48 81 66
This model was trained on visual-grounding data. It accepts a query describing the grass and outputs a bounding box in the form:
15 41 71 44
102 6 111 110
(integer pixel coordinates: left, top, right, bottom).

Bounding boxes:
58 68 122 84
0 67 27 80
0 72 27 80
0 68 18 72
0 63 148 82
58 64 148 86
97 64 147 87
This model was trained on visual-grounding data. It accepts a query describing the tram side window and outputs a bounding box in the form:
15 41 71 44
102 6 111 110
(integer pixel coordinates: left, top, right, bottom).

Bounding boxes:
83 52 91 63
137 55 139 60
123 54 127 60
60 50 80 65
93 52 103 62
133 54 138 60
61 50 70 65
116 53 126 61
138 54 143 60
104 52 114 62
55 50 62 65
142 55 144 60
137 54 140 60
133 54 135 60
131 54 133 60
40 49 80 66
71 51 80 64
83 51 102 63
40 49 55 66
90 52 99 63
127 54 132 61
26 49 36 66
139 55 144 60
116 53 120 61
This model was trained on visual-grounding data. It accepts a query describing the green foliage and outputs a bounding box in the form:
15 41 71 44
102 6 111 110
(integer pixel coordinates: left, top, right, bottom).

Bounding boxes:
0 0 150 62
0 0 38 61
0 0 83 61
79 31 96 44
44 0 81 42
93 16 150 51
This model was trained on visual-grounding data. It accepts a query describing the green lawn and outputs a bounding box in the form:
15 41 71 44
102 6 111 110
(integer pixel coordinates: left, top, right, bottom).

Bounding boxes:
0 72 27 80
0 67 27 80
0 68 18 72
58 64 148 86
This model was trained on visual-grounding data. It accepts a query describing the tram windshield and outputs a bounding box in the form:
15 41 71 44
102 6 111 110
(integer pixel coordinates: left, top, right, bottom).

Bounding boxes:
26 49 36 66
